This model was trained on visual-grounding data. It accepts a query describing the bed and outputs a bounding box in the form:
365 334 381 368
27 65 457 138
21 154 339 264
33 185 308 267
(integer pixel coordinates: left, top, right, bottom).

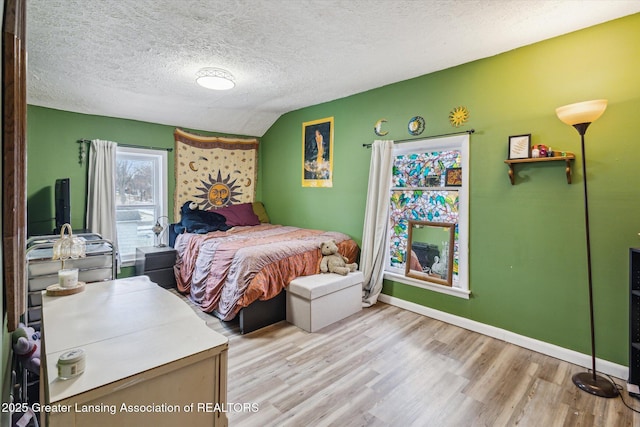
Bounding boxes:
170 203 359 333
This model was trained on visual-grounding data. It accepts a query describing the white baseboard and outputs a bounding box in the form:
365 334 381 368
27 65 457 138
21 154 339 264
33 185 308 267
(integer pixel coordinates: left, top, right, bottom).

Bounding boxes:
378 294 628 381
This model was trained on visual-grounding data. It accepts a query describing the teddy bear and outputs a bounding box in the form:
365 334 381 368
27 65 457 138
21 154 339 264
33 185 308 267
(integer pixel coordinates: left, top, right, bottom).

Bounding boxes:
12 323 41 375
319 239 358 275
174 201 231 234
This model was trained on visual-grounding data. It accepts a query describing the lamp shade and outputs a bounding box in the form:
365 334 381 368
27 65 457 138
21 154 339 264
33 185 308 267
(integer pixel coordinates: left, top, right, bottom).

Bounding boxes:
196 67 235 90
152 215 169 247
555 99 607 126
52 223 86 262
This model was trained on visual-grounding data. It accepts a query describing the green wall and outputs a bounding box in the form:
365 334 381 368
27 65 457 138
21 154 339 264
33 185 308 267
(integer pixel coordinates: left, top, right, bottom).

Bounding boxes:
26 108 261 236
260 14 640 366
26 108 261 278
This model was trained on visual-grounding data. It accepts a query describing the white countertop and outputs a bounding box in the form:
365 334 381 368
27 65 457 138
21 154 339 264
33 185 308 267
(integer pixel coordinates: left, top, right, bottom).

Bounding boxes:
42 276 228 403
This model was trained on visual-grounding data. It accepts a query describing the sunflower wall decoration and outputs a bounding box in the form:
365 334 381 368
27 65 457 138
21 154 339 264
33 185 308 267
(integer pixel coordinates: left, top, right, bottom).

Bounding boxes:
449 106 470 127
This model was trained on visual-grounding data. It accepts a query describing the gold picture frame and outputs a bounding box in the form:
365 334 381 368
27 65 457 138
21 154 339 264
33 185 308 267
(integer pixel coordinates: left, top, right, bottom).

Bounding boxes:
302 117 334 187
445 167 462 187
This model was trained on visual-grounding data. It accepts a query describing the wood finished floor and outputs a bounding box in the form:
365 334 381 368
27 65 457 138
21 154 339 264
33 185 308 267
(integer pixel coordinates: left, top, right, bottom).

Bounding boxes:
174 292 640 426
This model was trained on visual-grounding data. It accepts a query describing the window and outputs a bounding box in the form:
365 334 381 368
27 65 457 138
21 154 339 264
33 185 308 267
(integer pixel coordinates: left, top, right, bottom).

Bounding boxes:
384 134 470 298
115 147 167 265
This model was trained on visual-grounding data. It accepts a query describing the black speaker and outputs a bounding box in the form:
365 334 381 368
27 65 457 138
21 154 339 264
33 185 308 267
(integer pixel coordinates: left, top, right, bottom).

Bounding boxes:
54 178 70 233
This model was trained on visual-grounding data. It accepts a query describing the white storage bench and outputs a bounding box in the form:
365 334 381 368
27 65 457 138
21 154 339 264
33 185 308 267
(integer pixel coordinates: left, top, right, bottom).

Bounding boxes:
286 271 363 332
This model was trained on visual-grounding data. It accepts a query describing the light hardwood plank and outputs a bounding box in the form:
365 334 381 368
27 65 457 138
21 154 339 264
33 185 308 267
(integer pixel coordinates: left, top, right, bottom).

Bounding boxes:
173 291 640 426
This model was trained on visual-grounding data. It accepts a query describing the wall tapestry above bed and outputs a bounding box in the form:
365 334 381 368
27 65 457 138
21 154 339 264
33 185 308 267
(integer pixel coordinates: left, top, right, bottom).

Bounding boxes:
174 128 259 219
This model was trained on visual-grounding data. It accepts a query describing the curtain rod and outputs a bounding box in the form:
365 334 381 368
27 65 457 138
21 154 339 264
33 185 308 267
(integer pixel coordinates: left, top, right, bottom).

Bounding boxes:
362 129 475 148
77 139 173 152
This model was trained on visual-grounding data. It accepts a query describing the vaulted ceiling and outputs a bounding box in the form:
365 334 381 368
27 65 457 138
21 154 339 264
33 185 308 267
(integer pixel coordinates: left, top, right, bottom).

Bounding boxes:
26 1 640 136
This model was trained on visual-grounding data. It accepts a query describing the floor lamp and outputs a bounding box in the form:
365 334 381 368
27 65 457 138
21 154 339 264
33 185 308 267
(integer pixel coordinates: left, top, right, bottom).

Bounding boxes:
555 99 618 398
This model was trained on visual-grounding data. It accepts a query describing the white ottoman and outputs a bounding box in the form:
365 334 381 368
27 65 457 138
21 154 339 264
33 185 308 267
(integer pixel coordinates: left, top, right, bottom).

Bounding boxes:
286 271 363 332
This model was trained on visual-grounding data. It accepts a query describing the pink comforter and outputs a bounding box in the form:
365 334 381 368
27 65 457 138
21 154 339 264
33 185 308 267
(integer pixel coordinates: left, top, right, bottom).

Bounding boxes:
174 224 359 320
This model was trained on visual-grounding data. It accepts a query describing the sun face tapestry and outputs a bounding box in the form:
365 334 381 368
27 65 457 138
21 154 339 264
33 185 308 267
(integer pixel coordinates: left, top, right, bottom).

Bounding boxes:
174 128 259 219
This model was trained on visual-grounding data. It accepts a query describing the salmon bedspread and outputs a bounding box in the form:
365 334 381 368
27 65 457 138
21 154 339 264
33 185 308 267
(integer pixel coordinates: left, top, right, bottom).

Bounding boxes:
174 224 359 321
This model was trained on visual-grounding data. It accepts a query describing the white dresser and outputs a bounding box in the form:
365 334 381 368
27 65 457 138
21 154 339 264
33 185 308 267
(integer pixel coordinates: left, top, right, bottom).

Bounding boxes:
40 276 228 427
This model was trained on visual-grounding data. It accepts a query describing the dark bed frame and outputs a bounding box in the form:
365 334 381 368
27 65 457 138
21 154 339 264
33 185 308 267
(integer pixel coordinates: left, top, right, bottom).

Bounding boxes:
169 224 287 334
238 292 286 334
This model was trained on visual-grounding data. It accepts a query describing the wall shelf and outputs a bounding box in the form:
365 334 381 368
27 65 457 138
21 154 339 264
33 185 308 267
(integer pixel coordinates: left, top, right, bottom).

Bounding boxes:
504 152 575 185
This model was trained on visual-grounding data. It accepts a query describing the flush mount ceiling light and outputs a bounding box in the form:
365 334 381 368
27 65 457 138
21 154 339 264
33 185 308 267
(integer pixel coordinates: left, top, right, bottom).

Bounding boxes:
196 67 235 90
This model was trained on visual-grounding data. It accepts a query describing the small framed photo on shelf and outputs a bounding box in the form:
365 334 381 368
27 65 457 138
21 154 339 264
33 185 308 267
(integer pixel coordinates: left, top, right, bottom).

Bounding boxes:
445 168 462 187
508 134 531 159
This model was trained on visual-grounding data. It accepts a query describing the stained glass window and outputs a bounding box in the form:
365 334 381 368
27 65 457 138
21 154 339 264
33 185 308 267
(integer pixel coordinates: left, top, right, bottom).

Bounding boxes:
388 150 461 286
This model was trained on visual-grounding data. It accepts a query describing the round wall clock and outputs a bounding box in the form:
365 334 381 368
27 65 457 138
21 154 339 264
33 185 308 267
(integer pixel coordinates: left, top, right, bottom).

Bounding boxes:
407 116 425 135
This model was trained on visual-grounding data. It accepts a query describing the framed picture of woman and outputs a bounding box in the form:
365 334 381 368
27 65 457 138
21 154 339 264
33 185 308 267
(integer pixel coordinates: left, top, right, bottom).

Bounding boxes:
302 117 334 187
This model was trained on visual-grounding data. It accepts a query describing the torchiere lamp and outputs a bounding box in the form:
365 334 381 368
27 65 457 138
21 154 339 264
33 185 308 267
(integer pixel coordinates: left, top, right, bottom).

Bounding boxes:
555 99 618 398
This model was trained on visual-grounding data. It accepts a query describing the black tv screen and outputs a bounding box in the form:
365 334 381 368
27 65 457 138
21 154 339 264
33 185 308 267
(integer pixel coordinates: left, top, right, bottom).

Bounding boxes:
54 178 70 233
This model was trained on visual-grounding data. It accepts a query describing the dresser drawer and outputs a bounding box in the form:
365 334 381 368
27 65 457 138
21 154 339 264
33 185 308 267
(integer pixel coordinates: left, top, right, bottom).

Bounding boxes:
28 268 113 292
136 247 177 288
136 247 176 271
145 268 177 289
146 251 176 270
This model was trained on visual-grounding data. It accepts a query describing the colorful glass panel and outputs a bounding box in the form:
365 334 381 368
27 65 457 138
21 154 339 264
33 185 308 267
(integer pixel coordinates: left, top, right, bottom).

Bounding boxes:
389 150 461 285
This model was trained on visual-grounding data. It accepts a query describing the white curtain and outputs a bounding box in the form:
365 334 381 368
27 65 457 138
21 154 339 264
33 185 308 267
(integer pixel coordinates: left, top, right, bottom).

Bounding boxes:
361 140 394 307
86 139 119 271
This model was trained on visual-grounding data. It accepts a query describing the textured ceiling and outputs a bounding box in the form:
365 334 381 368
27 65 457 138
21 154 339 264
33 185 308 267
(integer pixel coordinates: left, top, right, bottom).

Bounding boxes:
26 1 640 137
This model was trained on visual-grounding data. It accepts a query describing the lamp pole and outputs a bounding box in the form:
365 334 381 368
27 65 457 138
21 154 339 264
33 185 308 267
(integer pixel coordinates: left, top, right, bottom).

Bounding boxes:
577 124 596 379
570 122 618 398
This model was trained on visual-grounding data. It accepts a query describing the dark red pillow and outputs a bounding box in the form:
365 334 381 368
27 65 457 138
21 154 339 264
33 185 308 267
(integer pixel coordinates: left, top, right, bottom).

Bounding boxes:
212 203 260 226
